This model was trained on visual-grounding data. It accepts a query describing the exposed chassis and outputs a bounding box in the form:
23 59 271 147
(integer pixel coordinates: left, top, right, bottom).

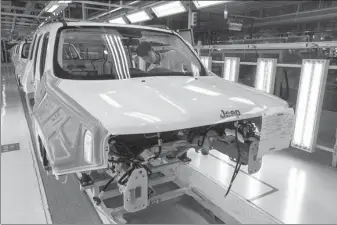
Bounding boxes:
75 151 281 224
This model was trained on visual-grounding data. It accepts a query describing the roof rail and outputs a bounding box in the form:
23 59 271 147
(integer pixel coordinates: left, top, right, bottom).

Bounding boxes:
146 25 170 30
38 15 67 29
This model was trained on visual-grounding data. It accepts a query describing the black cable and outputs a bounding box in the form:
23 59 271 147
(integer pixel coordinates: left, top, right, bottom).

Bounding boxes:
101 173 118 193
224 123 242 198
118 164 136 185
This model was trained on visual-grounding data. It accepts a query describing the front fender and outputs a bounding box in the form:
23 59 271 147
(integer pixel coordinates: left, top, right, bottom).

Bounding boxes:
32 71 109 176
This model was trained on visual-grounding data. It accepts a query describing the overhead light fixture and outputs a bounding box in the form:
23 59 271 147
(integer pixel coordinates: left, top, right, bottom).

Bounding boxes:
126 10 152 23
291 59 330 152
90 1 139 20
128 1 140 5
254 58 277 94
47 5 60 13
193 1 229 9
58 0 71 3
109 17 127 24
223 57 240 82
110 7 122 13
151 1 187 18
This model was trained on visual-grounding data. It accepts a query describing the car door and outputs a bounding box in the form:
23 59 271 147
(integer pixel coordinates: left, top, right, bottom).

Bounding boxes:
14 44 20 65
22 35 37 93
17 42 30 77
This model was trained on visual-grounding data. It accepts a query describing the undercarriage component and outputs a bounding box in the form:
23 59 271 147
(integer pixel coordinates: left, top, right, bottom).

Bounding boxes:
122 167 148 212
76 156 233 224
74 118 263 220
79 172 95 188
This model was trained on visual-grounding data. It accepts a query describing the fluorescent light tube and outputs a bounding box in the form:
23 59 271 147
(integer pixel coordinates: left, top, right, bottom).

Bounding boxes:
126 10 152 23
291 59 330 152
223 57 240 82
152 1 187 18
193 1 229 9
109 17 127 24
254 58 277 93
47 5 60 13
58 0 71 3
200 56 212 70
128 1 140 5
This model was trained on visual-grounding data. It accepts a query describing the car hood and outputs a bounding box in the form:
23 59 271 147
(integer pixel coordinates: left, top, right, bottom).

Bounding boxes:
57 76 288 135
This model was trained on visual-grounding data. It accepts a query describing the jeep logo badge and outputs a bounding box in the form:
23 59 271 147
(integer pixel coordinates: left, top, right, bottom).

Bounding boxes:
220 110 241 118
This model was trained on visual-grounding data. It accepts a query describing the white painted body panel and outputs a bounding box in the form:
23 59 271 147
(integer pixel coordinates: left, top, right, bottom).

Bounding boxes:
16 58 28 79
21 60 34 93
57 75 288 135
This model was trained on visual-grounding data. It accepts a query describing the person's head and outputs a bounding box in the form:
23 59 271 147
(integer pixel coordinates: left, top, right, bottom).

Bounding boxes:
136 42 158 64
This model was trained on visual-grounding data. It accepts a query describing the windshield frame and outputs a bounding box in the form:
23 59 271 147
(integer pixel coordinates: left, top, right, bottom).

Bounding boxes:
53 25 208 80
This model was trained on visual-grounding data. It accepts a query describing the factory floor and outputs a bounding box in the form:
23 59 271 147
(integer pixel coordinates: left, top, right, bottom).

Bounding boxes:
1 64 337 224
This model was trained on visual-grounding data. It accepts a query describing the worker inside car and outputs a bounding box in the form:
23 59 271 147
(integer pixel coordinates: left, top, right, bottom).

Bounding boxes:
136 41 191 73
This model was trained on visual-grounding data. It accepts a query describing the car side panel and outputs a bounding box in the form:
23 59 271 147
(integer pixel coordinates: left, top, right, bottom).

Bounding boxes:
32 71 109 176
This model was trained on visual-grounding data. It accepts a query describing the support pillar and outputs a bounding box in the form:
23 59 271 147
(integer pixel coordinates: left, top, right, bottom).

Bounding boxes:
332 128 337 168
187 2 192 29
82 3 87 20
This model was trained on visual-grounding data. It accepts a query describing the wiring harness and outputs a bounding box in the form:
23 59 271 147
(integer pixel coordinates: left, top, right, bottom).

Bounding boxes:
224 121 242 197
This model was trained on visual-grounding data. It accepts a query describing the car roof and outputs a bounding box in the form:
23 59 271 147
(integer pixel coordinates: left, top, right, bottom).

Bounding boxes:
37 21 173 34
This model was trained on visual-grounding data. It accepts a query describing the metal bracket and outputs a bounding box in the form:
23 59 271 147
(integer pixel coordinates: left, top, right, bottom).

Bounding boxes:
248 138 262 174
123 167 148 212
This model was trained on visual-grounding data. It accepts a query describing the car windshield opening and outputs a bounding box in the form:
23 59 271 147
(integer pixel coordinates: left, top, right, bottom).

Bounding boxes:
55 27 206 80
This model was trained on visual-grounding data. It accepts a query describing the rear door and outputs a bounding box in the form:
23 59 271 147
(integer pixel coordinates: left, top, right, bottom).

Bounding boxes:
23 34 39 94
17 42 31 76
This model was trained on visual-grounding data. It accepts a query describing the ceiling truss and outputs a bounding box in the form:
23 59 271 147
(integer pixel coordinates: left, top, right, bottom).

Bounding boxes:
1 0 337 40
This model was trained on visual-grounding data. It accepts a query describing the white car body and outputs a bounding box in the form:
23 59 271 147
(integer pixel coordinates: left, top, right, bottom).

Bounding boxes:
25 20 294 179
10 44 19 64
11 41 31 87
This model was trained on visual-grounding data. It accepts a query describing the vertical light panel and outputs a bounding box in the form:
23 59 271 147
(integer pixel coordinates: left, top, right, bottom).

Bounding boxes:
200 56 212 71
223 57 240 82
254 58 278 94
138 57 147 71
291 59 330 152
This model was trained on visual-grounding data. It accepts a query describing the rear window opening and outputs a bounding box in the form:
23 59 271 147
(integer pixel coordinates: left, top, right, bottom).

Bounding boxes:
21 43 31 59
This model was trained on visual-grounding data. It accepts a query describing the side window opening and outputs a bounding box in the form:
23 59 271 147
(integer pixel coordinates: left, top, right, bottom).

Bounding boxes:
40 33 50 78
21 43 31 59
33 35 43 76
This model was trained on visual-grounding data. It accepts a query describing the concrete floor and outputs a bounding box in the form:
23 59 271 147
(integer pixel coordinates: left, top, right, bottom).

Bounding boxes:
1 64 337 224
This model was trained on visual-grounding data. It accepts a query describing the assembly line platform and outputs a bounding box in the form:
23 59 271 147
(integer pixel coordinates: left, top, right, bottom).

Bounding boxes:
2 64 337 224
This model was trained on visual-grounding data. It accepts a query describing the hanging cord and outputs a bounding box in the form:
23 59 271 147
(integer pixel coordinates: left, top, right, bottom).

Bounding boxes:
225 122 242 197
99 173 119 197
